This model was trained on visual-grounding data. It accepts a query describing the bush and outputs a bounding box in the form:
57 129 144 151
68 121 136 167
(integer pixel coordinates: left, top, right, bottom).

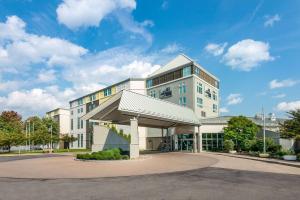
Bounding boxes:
249 138 281 153
276 149 295 157
76 148 129 160
224 140 235 152
242 139 256 151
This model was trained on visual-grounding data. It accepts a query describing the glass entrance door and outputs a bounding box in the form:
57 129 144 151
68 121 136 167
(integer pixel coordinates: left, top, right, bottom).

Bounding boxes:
178 134 194 152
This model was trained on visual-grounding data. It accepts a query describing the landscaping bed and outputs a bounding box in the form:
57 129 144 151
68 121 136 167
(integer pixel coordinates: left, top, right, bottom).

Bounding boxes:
76 148 129 160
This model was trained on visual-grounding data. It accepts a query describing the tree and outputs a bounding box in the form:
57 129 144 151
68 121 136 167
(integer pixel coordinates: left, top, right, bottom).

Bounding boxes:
0 111 24 152
224 116 259 151
0 111 23 134
0 130 26 152
280 109 300 138
61 134 77 150
25 116 59 148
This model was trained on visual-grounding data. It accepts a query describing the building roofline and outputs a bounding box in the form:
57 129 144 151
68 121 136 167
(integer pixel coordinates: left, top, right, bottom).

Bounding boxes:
46 108 69 114
69 78 145 104
147 53 219 81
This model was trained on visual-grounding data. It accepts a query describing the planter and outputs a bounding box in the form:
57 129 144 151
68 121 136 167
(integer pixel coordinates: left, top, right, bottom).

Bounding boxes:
229 150 237 154
283 155 297 161
259 153 269 158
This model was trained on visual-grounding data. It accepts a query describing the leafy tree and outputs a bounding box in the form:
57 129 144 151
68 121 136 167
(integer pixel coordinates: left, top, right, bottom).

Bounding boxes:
25 116 59 147
0 130 26 152
224 116 259 151
61 134 77 149
0 111 23 134
280 109 300 138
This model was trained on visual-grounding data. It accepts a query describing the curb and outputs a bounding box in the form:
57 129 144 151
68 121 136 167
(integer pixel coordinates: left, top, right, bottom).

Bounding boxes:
212 153 300 168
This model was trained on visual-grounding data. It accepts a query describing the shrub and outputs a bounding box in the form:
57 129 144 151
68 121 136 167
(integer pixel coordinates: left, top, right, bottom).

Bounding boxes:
242 139 256 151
249 138 281 153
76 148 129 160
224 140 235 152
276 149 295 157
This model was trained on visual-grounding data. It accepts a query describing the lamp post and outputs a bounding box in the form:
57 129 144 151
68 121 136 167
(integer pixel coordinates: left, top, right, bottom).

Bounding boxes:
262 107 266 154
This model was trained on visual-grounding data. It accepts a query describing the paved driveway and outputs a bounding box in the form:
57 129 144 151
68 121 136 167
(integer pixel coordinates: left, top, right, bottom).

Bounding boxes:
0 152 299 200
0 154 66 162
0 167 299 200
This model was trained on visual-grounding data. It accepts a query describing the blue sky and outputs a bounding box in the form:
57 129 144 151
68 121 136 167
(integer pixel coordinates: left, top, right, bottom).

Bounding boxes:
0 0 299 118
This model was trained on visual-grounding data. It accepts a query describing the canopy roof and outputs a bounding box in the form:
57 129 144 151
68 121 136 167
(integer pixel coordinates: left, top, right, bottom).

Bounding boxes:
82 90 200 128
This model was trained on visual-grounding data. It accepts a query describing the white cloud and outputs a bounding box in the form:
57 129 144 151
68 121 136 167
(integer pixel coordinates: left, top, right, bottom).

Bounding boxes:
272 93 286 99
227 93 243 105
222 39 274 71
56 0 136 29
161 43 183 54
220 107 229 113
204 42 227 56
56 0 152 43
37 69 57 83
276 101 300 111
0 80 23 92
269 79 299 89
264 14 280 27
0 16 87 72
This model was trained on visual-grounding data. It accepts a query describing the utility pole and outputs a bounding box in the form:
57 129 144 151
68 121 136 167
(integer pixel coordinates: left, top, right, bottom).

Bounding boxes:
50 124 53 153
262 107 266 154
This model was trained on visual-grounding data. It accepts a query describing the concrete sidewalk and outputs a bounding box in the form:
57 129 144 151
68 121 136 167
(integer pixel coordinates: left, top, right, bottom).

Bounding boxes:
211 152 300 168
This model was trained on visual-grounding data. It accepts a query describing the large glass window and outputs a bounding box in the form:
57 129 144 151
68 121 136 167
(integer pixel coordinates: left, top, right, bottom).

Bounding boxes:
195 67 200 76
197 83 203 94
146 79 153 88
81 120 83 129
71 119 73 130
179 82 186 94
213 91 217 101
104 88 112 97
213 104 218 113
183 66 191 77
150 90 156 98
202 133 224 151
179 96 187 106
197 97 203 108
77 117 80 129
77 98 83 105
90 94 96 101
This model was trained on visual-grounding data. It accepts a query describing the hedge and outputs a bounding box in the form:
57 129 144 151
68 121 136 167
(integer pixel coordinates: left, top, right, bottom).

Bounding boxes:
76 148 129 160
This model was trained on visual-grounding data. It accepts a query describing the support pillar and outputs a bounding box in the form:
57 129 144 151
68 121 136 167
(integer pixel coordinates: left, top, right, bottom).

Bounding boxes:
130 118 139 159
193 131 197 153
197 125 203 153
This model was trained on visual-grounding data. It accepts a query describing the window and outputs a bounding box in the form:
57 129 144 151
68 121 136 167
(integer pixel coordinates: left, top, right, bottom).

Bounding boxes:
77 108 80 113
213 91 217 101
197 97 203 108
183 66 191 77
205 88 211 98
90 94 96 101
80 108 83 113
146 79 153 88
195 67 200 76
213 104 218 113
104 88 112 97
197 82 203 94
81 134 84 147
179 82 186 94
77 117 80 129
81 120 83 129
201 111 206 117
71 119 73 130
77 98 83 105
71 110 73 115
179 96 187 106
77 134 80 147
150 90 156 98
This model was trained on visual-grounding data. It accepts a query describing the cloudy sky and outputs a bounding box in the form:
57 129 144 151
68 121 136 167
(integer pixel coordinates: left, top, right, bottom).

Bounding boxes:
0 0 299 118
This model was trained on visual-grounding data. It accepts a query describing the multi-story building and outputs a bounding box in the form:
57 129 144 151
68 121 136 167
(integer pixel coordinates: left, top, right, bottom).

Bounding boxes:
146 54 220 119
144 54 220 150
69 78 146 149
46 108 70 148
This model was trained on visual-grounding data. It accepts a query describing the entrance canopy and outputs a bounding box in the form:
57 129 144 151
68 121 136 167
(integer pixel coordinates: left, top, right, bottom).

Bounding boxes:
82 90 200 128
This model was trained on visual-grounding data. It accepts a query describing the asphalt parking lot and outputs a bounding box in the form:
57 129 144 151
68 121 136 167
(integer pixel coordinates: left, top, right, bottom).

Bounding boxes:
0 167 299 200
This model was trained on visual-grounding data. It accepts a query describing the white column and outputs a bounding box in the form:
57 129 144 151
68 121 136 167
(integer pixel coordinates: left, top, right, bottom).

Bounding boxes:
193 131 197 153
130 118 139 159
174 134 178 151
197 125 203 153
